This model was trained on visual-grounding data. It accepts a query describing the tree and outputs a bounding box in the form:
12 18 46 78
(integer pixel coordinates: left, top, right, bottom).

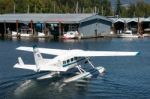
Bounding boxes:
127 3 136 17
115 0 121 17
0 0 14 14
102 0 113 16
0 0 149 17
120 6 128 17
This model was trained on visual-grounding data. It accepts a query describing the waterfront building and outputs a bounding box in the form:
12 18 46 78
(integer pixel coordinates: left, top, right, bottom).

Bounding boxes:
110 17 150 34
0 13 112 38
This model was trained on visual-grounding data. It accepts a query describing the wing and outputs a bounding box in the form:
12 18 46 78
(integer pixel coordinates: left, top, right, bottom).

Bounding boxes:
16 46 68 55
16 46 139 57
70 50 139 57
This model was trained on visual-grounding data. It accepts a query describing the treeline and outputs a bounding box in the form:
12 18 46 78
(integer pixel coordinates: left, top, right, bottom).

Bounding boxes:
0 0 149 17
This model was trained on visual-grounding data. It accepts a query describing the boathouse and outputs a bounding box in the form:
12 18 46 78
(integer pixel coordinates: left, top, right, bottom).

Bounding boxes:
126 18 138 33
110 17 150 34
79 15 112 37
141 17 150 33
112 18 125 34
0 13 112 38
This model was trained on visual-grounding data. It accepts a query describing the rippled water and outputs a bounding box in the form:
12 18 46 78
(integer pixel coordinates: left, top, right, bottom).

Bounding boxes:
0 37 150 99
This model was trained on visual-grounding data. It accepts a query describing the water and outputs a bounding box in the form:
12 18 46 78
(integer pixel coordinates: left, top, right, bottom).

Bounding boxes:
0 37 150 99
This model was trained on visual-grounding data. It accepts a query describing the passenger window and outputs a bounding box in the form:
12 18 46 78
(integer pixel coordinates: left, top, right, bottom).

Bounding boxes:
71 58 73 62
75 57 78 60
67 60 70 63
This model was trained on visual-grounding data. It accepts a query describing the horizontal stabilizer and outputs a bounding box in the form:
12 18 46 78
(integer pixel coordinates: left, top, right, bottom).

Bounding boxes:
14 63 37 71
14 63 68 72
14 57 37 71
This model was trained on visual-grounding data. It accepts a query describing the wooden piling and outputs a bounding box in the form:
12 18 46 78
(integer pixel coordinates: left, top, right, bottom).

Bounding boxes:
4 20 6 37
59 22 61 38
16 20 19 37
30 20 33 35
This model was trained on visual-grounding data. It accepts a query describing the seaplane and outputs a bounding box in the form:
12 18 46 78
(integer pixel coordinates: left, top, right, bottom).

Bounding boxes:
14 45 139 83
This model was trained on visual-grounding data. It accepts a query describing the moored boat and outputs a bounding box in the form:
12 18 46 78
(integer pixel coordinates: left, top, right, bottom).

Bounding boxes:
63 31 80 39
118 30 139 38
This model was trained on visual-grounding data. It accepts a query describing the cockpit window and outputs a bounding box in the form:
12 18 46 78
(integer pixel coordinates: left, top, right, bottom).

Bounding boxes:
63 61 66 64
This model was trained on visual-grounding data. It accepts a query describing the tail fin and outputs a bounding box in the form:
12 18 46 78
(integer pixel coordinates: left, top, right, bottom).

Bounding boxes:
33 45 45 71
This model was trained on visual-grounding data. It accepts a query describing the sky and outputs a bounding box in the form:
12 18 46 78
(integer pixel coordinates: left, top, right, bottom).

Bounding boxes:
111 0 150 9
111 0 150 6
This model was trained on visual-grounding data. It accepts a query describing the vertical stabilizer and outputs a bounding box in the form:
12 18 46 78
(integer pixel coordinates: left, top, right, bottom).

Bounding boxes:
33 45 44 71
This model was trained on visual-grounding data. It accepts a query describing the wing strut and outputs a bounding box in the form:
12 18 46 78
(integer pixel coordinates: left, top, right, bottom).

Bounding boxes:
76 65 86 73
85 57 95 68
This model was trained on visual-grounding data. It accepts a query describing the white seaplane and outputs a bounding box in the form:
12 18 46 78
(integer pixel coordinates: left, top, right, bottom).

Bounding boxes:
14 46 139 83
